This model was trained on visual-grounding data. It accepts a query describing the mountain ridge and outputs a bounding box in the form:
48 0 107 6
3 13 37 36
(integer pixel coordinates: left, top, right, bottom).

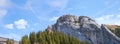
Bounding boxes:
0 37 19 44
46 15 120 44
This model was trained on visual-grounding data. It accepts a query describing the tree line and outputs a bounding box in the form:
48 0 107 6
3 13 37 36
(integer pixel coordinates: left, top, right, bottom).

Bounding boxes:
19 30 89 44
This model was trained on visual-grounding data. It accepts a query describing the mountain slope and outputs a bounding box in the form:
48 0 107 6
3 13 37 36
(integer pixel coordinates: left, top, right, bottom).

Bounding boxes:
105 25 120 30
47 15 120 44
105 25 120 37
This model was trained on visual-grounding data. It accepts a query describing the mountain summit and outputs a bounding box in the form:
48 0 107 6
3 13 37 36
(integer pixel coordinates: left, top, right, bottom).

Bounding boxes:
46 15 120 44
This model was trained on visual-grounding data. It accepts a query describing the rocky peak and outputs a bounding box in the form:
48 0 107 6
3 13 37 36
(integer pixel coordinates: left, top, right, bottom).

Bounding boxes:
79 16 95 23
57 15 96 24
46 15 120 44
57 15 78 24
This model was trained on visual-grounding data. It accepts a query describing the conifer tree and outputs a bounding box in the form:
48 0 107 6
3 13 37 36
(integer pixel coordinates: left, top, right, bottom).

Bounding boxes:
6 39 14 44
21 35 30 44
29 32 38 44
21 30 89 44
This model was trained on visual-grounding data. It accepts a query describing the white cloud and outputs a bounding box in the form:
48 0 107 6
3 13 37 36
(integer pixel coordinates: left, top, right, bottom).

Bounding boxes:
0 33 21 41
47 0 68 8
4 19 28 29
0 9 7 18
14 19 28 29
22 0 37 15
95 15 120 25
0 0 8 8
49 16 59 21
95 15 114 21
116 15 120 18
0 0 12 18
5 24 14 29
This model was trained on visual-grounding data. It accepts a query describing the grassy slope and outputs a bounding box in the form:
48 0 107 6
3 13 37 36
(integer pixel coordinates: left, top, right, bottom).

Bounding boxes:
105 25 120 37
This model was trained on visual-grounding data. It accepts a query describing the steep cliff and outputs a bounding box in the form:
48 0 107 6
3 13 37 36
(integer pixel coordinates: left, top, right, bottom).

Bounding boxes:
46 15 120 44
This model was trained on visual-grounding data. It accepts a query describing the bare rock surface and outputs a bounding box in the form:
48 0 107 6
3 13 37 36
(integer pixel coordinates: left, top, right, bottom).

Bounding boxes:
46 15 120 44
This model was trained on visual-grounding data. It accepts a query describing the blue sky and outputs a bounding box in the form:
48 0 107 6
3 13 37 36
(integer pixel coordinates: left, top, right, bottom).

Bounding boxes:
0 0 120 41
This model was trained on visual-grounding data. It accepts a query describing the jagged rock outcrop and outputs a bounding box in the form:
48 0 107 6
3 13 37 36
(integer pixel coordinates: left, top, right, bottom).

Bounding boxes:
46 15 120 44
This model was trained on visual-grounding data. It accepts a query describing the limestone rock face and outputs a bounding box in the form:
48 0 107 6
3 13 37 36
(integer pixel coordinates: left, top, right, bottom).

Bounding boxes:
101 25 120 44
46 15 120 44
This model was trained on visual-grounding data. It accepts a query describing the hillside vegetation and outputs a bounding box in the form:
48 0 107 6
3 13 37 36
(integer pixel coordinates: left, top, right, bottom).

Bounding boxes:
106 25 120 37
20 30 89 44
